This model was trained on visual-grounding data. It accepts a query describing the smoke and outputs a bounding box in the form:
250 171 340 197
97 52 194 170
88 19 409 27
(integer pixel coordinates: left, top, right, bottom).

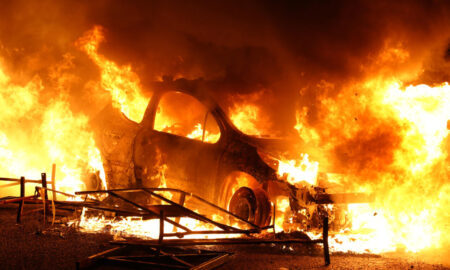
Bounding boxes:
1 0 448 117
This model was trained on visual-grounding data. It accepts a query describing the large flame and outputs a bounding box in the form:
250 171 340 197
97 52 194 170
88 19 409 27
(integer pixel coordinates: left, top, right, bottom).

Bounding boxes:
1 22 448 261
276 154 319 186
76 26 149 123
0 58 105 195
297 79 449 256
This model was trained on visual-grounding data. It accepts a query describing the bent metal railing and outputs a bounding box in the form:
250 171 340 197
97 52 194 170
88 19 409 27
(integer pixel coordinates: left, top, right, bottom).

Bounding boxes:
75 188 330 265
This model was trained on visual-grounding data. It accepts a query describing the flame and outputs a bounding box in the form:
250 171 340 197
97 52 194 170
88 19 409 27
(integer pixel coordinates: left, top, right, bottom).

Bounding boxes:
296 78 449 256
74 210 239 240
276 154 319 186
76 26 150 123
186 123 220 143
1 23 447 259
274 196 290 232
229 93 273 137
0 59 105 195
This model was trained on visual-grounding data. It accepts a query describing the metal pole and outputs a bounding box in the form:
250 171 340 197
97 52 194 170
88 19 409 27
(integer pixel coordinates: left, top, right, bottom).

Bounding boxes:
108 191 191 232
51 164 56 201
159 210 164 245
41 173 48 201
41 173 48 224
323 217 330 265
16 176 25 223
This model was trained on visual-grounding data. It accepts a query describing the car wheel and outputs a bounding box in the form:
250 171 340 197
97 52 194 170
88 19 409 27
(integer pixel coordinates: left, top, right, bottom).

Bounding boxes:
228 187 271 227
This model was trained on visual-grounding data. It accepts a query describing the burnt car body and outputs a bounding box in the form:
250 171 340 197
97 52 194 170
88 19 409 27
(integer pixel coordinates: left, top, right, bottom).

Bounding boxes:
93 78 368 228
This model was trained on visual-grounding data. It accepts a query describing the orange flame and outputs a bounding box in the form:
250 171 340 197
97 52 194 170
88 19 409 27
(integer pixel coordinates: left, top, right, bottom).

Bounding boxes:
276 154 319 186
0 59 105 195
76 26 150 123
297 79 449 255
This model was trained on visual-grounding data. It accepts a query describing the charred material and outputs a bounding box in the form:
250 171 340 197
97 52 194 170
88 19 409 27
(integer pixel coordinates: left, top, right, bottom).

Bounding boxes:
93 78 373 230
75 187 331 267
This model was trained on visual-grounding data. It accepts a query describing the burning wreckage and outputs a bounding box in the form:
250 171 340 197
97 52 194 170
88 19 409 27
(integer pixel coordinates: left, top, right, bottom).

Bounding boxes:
0 77 377 267
89 78 373 232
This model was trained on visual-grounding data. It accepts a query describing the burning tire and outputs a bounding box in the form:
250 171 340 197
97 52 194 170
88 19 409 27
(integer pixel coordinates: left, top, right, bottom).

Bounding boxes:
228 187 271 227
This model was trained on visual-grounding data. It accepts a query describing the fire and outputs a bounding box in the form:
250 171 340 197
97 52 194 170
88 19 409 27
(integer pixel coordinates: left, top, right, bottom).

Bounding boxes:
76 26 150 123
0 59 105 195
276 154 319 186
230 103 264 135
1 21 447 262
229 93 273 137
382 82 449 172
186 123 220 143
75 210 237 240
295 78 449 256
274 196 290 232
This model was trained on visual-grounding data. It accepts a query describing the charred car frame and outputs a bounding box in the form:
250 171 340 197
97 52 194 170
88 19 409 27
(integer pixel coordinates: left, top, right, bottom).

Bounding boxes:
93 78 371 229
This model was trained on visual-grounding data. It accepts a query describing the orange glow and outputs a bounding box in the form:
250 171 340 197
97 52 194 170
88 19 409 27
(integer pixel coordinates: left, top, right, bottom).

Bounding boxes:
0 61 105 196
74 209 240 240
295 78 449 255
274 196 290 232
276 154 319 186
76 26 149 123
186 123 220 143
1 21 448 259
229 97 273 137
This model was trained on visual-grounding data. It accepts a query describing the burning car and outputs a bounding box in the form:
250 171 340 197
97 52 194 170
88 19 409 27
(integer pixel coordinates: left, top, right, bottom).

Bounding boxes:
92 78 370 228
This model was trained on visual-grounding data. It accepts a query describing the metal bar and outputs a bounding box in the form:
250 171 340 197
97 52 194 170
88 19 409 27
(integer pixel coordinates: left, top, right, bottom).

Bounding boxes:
112 254 220 258
101 188 260 229
323 217 330 265
89 246 124 260
38 187 77 198
154 188 261 229
143 189 239 232
191 253 230 270
113 238 323 247
76 246 124 270
159 210 164 245
108 191 191 232
110 254 194 267
41 173 48 201
76 205 148 217
16 176 25 223
163 230 258 238
14 199 96 207
51 164 57 201
0 177 53 184
159 251 194 268
76 188 145 194
76 187 191 195
0 195 36 204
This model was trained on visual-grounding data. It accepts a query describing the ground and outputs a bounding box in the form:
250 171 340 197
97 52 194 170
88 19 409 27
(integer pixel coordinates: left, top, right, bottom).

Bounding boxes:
0 204 448 270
